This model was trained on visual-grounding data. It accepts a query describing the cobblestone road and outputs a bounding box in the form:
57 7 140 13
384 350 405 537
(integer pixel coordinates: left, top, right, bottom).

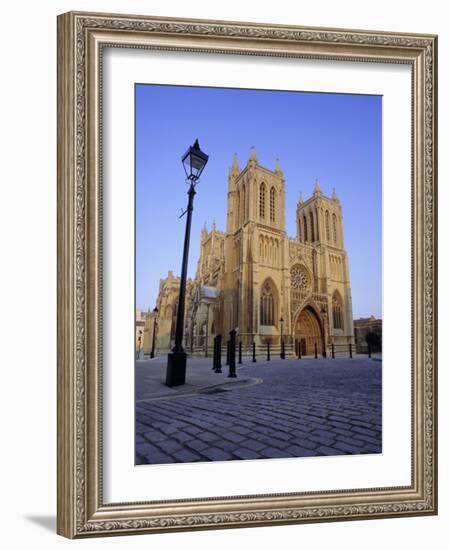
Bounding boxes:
136 358 381 465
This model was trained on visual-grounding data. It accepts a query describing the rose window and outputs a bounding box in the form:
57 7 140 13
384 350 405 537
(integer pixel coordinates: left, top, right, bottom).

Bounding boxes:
291 266 309 290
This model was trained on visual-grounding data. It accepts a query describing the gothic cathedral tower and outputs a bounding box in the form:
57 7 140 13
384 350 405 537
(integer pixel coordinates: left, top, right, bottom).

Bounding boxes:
292 181 354 355
222 147 288 347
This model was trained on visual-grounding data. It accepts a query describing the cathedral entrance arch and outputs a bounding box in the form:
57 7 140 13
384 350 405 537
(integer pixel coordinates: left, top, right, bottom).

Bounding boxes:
294 306 323 357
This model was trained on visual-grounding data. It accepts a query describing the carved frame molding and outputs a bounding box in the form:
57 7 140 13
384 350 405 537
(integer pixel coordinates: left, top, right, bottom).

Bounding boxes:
57 11 437 538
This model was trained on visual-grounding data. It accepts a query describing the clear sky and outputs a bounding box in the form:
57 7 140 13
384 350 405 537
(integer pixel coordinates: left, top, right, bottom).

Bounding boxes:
136 84 382 319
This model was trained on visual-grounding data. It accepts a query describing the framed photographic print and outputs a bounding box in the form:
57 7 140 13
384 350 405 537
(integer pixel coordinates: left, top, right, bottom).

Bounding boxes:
57 11 438 538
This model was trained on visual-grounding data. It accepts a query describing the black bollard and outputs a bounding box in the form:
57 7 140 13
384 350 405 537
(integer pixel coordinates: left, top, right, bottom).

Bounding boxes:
267 342 270 361
332 343 335 359
281 340 286 360
215 334 222 373
238 341 242 364
226 340 230 366
314 343 318 359
228 329 237 378
252 342 257 363
349 343 353 359
368 343 372 358
298 343 301 359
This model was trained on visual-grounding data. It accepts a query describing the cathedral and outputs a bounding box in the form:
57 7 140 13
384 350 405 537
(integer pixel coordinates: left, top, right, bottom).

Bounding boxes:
143 147 354 358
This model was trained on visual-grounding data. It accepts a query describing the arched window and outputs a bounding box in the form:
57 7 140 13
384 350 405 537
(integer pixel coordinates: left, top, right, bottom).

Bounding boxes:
259 183 266 219
269 187 276 223
332 213 337 244
303 215 308 241
309 211 315 241
332 293 343 330
325 210 330 241
241 185 246 225
260 281 276 326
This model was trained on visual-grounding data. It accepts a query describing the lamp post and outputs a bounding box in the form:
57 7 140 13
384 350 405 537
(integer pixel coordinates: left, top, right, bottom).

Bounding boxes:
150 306 158 359
280 316 285 359
166 139 209 387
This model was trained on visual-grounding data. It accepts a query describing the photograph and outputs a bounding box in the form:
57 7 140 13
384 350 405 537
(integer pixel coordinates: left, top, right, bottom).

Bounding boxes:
135 84 383 466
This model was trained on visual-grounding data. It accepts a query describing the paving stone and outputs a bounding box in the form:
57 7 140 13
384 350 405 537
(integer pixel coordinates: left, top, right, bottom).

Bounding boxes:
332 427 355 438
315 446 346 456
264 429 288 441
310 428 337 440
351 419 376 429
157 439 183 454
334 435 366 449
333 441 364 454
213 439 239 452
184 425 202 435
284 445 319 457
149 452 175 464
241 438 267 452
351 425 379 438
222 431 246 443
362 444 382 453
256 434 291 449
308 435 335 447
141 430 169 443
185 439 210 452
233 448 262 460
200 447 234 461
233 425 252 436
352 433 382 446
197 431 219 443
172 431 195 443
259 447 292 459
327 419 353 430
136 442 160 456
172 449 202 462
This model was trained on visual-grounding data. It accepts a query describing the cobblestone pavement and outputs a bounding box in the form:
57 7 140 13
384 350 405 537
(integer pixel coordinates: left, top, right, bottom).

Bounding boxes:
136 358 381 465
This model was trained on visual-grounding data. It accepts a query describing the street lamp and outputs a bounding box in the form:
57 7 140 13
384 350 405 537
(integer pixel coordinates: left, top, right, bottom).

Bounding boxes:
280 316 285 359
150 306 158 359
166 139 209 387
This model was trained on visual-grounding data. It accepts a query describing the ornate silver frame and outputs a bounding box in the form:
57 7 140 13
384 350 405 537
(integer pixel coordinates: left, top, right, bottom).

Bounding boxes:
57 11 438 538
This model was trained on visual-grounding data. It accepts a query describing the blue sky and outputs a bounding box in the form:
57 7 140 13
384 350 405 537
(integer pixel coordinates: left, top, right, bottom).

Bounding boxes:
136 84 382 319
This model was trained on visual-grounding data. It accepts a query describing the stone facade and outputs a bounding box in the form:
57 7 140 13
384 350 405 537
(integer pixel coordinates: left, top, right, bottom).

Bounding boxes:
148 148 355 357
135 308 147 353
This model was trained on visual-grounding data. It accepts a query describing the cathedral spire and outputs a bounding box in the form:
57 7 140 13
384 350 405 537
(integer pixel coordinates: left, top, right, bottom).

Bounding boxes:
274 158 283 177
201 221 208 240
229 153 240 175
298 191 304 206
248 145 257 167
332 187 339 201
313 178 322 196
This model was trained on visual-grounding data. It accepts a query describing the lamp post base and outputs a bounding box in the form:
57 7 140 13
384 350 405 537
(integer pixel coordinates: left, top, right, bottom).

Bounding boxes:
166 351 187 387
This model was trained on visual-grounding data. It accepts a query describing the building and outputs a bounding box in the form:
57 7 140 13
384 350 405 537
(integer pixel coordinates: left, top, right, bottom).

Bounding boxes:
149 147 354 357
354 316 382 354
135 308 147 353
